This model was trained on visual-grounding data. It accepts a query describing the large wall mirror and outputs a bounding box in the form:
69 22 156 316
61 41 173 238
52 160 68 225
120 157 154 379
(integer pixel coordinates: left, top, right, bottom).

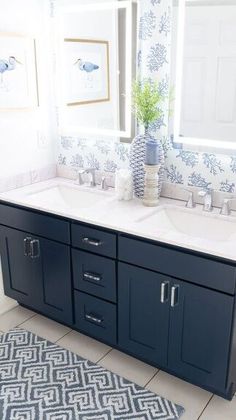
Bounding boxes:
55 0 137 140
172 0 236 150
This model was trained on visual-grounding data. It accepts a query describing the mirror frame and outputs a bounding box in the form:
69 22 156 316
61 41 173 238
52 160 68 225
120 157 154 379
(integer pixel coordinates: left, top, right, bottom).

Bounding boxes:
55 1 134 139
174 0 236 151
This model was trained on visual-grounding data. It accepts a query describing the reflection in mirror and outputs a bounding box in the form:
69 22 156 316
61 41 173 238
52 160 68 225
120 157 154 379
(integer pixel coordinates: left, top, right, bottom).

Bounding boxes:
172 0 236 149
55 1 137 140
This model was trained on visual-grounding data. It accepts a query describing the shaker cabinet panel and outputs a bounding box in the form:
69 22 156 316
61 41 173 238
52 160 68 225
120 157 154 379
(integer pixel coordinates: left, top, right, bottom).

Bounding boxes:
38 237 73 324
168 280 234 392
72 223 116 258
72 249 116 302
118 263 170 367
118 235 236 295
0 203 70 244
0 226 40 308
74 290 117 346
0 226 73 325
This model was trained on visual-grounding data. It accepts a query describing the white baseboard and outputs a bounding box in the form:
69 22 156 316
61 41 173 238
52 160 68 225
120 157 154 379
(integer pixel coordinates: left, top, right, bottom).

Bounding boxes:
0 296 18 316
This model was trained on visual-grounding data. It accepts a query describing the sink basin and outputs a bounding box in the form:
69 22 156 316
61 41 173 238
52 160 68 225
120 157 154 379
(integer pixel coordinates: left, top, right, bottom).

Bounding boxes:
26 184 107 210
137 205 236 242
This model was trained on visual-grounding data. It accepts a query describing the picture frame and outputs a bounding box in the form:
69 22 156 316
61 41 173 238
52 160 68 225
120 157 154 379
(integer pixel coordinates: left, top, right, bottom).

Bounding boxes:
63 38 110 106
0 33 39 110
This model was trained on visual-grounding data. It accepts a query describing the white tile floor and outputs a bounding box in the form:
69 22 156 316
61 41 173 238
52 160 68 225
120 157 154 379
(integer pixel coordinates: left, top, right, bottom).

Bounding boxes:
0 306 235 420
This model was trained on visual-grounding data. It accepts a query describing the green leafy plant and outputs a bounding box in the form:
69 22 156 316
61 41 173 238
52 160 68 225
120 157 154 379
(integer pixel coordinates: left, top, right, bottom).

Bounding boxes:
132 78 166 131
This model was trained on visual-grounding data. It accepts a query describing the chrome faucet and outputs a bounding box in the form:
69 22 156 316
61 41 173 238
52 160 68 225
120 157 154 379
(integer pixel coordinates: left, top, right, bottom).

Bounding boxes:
101 176 109 191
183 188 195 208
75 168 96 187
220 198 236 216
198 189 213 212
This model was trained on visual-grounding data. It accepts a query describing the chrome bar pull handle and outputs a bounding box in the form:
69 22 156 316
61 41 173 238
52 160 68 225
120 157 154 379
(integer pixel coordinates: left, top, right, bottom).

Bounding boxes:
83 272 102 282
30 239 40 258
24 237 32 256
160 281 169 303
85 313 103 324
171 285 180 308
82 237 102 247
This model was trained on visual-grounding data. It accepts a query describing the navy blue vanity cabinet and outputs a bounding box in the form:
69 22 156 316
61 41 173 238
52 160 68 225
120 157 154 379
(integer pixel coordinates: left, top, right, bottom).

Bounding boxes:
72 223 116 258
0 225 73 325
0 226 41 308
72 222 117 345
74 290 117 346
35 236 73 324
118 262 170 367
72 249 116 303
168 280 235 394
118 235 236 399
1 201 236 400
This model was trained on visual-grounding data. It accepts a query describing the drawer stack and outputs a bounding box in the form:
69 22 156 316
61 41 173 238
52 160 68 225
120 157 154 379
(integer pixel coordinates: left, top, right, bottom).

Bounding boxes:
71 223 117 346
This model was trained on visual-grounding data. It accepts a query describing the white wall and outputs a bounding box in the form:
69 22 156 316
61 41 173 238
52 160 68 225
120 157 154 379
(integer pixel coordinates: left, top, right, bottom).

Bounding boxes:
0 0 57 312
0 0 56 177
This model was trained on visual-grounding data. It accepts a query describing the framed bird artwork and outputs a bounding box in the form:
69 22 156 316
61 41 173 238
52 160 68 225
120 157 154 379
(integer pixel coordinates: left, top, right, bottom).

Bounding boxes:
0 33 39 110
63 38 110 106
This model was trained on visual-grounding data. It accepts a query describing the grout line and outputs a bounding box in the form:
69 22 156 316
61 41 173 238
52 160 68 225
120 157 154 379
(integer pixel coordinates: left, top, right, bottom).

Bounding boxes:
197 394 214 419
144 369 160 388
0 304 19 317
17 313 37 327
55 329 73 344
97 348 113 364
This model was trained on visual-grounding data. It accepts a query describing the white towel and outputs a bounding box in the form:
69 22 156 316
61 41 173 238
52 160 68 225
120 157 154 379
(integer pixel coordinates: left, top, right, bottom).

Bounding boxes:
115 169 133 201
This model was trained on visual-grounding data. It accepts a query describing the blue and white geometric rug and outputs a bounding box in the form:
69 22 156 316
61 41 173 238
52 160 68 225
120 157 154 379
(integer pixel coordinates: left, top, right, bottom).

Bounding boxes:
0 328 184 419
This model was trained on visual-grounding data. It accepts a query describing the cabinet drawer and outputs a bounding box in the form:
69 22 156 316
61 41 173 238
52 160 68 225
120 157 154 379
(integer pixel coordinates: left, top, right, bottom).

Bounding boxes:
118 236 236 295
72 249 116 302
74 291 117 346
0 203 70 244
72 223 116 258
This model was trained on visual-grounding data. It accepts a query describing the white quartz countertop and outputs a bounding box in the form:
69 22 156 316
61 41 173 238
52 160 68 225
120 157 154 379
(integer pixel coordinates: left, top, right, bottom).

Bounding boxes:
0 177 236 263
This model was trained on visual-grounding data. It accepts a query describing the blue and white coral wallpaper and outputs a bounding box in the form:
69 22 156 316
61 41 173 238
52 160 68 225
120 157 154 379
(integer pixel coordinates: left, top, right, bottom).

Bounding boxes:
58 136 236 193
57 0 236 194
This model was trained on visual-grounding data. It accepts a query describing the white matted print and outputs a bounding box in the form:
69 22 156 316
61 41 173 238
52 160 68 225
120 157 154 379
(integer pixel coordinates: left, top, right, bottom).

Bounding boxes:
64 39 110 106
0 34 39 109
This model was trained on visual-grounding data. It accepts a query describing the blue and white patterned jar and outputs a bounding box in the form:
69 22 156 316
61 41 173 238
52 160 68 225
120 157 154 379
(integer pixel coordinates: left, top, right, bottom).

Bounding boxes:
129 132 164 198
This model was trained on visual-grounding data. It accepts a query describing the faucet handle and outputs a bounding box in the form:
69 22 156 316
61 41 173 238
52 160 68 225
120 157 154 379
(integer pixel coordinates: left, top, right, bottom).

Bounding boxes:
198 188 213 212
85 167 96 187
183 188 195 208
75 168 85 185
101 176 109 191
220 197 236 216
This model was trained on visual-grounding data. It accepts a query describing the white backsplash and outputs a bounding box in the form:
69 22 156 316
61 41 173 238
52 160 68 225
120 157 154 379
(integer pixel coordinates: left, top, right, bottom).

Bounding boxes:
0 164 56 193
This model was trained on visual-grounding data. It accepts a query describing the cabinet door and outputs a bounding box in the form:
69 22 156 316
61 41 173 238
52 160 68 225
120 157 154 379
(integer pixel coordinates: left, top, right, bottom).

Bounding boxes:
0 226 40 307
0 226 73 325
118 263 170 367
33 237 73 325
169 280 234 392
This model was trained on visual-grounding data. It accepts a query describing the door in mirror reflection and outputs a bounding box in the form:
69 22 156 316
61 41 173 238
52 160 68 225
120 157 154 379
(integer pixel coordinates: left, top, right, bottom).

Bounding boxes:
180 1 236 143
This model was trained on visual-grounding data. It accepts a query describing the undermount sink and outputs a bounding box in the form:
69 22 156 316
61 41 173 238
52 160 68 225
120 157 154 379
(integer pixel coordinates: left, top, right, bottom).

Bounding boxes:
137 205 236 242
26 184 107 210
